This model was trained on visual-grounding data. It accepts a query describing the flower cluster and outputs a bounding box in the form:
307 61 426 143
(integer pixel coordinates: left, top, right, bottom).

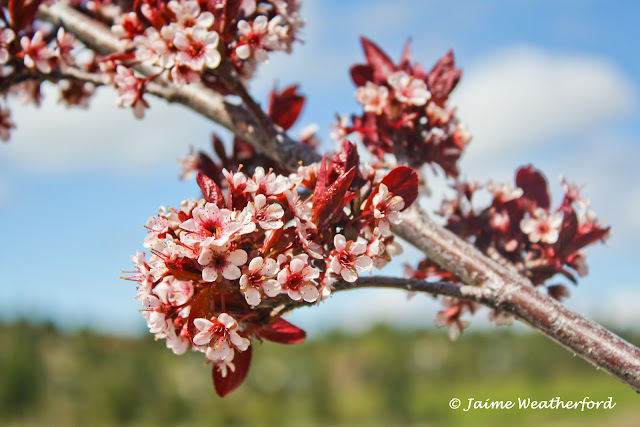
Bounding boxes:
406 165 609 339
127 142 418 396
335 36 471 177
0 0 304 135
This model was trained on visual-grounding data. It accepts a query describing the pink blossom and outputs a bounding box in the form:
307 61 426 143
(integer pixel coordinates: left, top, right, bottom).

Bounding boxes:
20 31 55 74
142 295 167 334
154 277 194 306
235 15 282 63
178 148 199 180
387 71 430 106
425 101 451 125
143 213 169 248
355 82 389 115
487 181 523 203
164 324 192 355
239 256 281 306
0 28 15 65
55 27 76 67
277 254 320 302
170 63 202 86
244 167 288 195
294 217 323 259
372 184 405 236
212 350 236 376
173 26 221 71
111 11 145 40
246 194 284 230
198 244 247 282
520 208 563 244
168 0 214 29
453 122 473 148
330 114 350 142
129 251 154 300
193 313 250 361
180 203 251 248
329 234 372 282
113 65 148 118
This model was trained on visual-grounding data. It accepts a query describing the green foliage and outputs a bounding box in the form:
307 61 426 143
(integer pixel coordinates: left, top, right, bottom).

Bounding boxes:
1 321 638 426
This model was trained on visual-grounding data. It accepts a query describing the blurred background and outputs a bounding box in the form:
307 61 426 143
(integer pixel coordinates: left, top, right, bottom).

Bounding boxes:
1 0 639 424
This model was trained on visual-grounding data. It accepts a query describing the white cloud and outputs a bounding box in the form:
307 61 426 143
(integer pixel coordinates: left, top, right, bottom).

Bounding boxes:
454 45 636 165
3 83 215 175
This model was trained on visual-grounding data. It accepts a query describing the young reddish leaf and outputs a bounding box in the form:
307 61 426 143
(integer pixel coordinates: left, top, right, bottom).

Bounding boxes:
259 318 307 344
399 38 412 69
165 257 204 282
267 85 305 131
233 138 257 163
427 50 462 104
9 0 24 31
360 36 396 82
312 166 356 230
371 166 419 211
196 171 226 207
260 226 295 255
197 152 223 183
573 223 610 251
312 155 329 207
187 287 216 342
516 166 551 210
555 206 578 252
350 64 374 87
213 0 243 35
329 140 360 181
212 134 228 162
213 345 252 397
547 284 570 301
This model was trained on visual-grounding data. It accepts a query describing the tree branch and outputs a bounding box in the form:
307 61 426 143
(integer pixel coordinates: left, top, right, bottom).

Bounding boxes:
34 2 640 392
329 275 640 392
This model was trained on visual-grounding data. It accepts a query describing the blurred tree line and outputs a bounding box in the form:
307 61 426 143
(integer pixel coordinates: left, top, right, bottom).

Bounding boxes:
1 320 639 426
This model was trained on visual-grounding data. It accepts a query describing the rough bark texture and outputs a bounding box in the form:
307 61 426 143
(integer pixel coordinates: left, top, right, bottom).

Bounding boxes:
34 2 640 392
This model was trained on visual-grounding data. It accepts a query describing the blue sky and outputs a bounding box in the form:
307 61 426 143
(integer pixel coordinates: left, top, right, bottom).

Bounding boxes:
1 0 639 336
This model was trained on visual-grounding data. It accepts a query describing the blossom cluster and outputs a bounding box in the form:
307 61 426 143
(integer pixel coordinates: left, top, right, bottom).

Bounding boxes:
406 165 610 339
334 37 472 177
0 0 304 137
1 0 89 140
127 142 418 396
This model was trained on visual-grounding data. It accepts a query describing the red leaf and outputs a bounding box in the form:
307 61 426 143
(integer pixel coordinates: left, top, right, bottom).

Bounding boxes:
329 140 360 181
197 152 223 183
187 287 216 342
23 0 45 29
9 0 24 31
360 36 396 82
261 226 296 255
427 50 462 104
165 257 204 282
196 171 225 207
547 285 570 301
268 85 305 131
369 166 419 211
212 134 228 162
213 345 252 397
555 206 577 252
350 64 374 87
312 165 356 230
312 155 329 207
399 38 412 70
516 166 550 210
259 318 307 344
